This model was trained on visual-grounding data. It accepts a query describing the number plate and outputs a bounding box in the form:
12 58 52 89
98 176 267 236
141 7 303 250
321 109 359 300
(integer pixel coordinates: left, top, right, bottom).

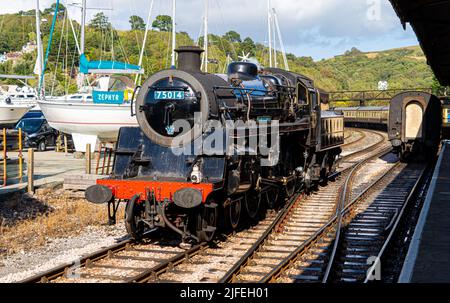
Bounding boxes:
154 90 185 100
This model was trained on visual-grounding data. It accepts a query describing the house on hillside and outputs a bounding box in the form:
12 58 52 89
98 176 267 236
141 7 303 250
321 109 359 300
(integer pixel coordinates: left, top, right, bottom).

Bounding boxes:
22 42 37 54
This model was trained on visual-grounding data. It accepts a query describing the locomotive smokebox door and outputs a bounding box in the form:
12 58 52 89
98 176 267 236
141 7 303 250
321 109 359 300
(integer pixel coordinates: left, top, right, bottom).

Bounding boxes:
173 188 203 208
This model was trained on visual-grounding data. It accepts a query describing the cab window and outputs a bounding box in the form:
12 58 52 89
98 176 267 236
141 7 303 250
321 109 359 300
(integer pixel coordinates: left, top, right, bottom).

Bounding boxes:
297 83 309 105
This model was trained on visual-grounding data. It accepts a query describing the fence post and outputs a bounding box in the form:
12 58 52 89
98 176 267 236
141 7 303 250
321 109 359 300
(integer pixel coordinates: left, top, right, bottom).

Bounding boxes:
27 148 34 193
86 143 91 174
64 135 68 155
2 128 6 186
19 128 23 181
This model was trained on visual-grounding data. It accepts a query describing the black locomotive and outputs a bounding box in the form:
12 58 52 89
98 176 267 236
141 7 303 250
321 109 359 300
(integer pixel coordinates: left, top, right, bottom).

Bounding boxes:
388 91 442 161
86 46 344 242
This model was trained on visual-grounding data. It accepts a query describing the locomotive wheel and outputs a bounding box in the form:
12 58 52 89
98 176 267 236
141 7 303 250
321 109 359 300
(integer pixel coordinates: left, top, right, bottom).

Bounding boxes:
125 195 145 241
227 199 242 230
245 191 261 220
196 202 218 242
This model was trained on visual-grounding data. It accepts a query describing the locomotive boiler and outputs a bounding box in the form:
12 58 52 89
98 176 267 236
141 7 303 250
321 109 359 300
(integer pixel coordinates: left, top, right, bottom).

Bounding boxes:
86 46 344 242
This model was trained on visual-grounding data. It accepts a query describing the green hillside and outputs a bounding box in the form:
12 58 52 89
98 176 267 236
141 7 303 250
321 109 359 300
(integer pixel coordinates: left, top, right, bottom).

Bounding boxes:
0 9 440 95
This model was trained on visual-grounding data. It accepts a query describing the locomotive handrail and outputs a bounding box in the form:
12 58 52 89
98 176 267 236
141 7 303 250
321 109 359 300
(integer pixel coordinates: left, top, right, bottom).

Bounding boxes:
269 84 297 91
213 85 272 95
213 85 280 111
148 86 190 91
130 85 141 117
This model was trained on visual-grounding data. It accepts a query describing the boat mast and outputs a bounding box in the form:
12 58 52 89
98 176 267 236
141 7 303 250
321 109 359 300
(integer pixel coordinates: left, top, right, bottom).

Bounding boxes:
35 0 44 97
81 0 86 54
171 0 176 68
135 0 154 84
272 8 277 68
79 0 87 89
272 8 289 71
267 0 272 67
203 0 208 72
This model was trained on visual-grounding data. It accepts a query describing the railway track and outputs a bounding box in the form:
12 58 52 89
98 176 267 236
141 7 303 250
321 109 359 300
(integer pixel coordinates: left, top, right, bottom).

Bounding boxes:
342 129 366 148
341 129 387 164
260 163 427 283
129 214 279 283
21 129 389 284
20 236 186 283
219 145 393 283
332 164 428 283
21 217 280 283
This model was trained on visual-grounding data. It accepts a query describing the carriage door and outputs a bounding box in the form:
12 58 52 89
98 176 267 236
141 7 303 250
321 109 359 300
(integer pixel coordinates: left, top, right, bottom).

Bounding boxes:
405 101 423 139
309 90 319 146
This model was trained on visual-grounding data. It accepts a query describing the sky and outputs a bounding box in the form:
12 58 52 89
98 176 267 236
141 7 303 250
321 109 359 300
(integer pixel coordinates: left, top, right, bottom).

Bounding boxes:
0 0 420 60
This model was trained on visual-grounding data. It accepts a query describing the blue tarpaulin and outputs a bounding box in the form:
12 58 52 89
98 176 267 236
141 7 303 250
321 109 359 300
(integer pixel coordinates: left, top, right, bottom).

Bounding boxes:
79 54 143 74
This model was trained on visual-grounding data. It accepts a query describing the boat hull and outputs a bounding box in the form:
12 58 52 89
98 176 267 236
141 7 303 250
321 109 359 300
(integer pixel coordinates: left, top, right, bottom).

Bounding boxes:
38 100 138 151
0 105 31 128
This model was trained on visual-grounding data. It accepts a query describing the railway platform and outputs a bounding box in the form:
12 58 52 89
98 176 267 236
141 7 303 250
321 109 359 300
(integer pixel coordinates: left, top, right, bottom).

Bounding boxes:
399 141 450 282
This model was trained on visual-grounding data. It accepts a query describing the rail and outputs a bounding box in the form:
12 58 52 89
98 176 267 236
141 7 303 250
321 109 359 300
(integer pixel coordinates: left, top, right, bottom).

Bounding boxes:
329 88 433 105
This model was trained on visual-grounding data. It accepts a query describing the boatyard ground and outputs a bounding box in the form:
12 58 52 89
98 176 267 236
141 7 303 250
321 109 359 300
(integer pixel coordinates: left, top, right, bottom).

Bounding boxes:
1 150 96 194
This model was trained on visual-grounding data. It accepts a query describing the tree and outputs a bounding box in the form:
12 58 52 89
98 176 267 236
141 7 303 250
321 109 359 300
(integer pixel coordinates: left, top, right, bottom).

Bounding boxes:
431 75 448 96
43 2 66 15
129 15 145 31
152 15 172 32
240 37 256 56
90 12 111 31
224 30 241 43
345 47 362 56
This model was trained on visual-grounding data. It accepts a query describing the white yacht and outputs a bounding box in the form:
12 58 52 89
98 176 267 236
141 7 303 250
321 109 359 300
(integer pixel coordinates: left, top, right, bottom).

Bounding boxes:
0 86 36 128
39 75 138 152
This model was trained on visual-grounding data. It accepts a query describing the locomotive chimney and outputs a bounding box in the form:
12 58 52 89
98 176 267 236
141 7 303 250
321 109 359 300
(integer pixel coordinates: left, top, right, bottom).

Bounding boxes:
175 46 204 72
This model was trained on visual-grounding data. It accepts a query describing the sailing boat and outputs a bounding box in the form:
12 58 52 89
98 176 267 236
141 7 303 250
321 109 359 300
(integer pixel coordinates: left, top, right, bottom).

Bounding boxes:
0 82 36 127
0 3 43 127
0 96 34 128
37 0 157 152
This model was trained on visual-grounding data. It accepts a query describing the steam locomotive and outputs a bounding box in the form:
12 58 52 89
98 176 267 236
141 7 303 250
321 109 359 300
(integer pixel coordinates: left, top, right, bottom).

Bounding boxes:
86 46 344 242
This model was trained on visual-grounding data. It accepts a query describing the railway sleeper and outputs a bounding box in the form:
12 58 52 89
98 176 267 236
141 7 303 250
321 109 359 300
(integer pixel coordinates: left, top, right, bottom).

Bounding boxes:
290 274 321 282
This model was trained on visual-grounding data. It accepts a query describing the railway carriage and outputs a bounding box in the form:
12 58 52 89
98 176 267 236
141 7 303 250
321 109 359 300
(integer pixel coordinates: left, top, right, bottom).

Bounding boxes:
334 106 388 129
86 46 344 243
388 91 442 161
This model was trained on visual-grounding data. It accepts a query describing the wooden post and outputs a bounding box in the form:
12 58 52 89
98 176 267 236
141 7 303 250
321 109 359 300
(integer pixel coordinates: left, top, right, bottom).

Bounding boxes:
106 148 112 175
101 146 107 175
18 128 23 181
55 134 60 152
27 148 34 193
2 128 6 186
64 135 68 155
95 144 102 175
86 143 91 174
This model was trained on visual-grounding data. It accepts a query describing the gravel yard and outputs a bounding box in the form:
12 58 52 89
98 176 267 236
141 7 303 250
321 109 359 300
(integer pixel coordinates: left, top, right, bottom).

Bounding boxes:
0 184 126 282
0 224 126 282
